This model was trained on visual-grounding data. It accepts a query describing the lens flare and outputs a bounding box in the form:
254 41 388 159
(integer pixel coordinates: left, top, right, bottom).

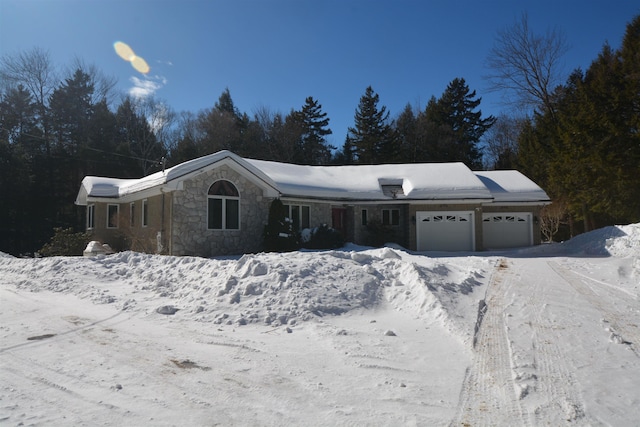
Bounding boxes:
113 41 150 74
131 56 150 74
114 41 135 61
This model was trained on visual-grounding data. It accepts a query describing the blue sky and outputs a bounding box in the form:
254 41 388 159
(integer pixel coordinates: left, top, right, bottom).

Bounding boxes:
1 0 638 149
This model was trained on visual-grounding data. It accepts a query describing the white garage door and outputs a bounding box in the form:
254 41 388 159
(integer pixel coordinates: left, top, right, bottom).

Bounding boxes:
416 211 475 251
482 213 532 249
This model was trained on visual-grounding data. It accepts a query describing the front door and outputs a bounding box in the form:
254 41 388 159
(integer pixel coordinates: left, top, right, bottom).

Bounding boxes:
332 208 347 237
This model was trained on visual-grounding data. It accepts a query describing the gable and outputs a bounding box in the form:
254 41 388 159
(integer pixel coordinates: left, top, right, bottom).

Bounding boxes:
76 151 279 205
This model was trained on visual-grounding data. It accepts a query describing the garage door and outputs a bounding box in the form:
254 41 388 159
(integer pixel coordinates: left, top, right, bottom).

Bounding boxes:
482 213 532 249
416 211 475 251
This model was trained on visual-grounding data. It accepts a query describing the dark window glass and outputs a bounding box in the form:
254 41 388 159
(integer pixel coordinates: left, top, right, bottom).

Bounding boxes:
392 209 400 226
208 180 239 197
302 206 310 229
107 204 119 228
87 205 95 229
382 210 390 225
208 198 223 229
142 200 148 227
226 199 239 229
361 209 368 226
291 205 300 230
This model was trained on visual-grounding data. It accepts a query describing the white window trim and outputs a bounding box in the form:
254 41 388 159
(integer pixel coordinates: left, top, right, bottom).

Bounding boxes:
87 204 95 230
207 195 241 230
107 204 119 229
382 208 400 226
286 204 311 229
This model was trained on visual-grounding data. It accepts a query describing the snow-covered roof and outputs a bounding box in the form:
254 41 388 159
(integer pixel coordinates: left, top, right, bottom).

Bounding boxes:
76 151 277 205
474 170 550 203
246 159 492 200
76 150 549 205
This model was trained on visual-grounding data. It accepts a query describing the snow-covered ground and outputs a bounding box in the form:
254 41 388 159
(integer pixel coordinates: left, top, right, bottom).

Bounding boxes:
1 224 639 426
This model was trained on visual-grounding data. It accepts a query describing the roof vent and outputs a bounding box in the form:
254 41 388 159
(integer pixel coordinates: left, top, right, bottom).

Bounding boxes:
379 178 405 199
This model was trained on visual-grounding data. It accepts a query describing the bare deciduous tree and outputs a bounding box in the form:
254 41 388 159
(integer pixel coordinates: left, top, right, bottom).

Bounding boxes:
482 114 524 169
0 47 57 110
539 201 567 242
68 57 118 106
485 13 569 119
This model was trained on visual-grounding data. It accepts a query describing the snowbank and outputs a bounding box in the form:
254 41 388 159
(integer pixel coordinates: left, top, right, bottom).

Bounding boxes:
0 245 491 344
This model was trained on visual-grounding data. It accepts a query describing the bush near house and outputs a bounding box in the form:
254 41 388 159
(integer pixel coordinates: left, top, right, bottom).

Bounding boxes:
301 225 345 250
263 199 299 252
38 227 90 257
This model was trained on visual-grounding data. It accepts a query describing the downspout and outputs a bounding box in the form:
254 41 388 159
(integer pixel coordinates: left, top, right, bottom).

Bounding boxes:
159 188 166 254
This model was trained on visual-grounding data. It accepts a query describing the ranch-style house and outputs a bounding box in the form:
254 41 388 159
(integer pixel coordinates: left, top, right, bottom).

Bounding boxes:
75 150 550 256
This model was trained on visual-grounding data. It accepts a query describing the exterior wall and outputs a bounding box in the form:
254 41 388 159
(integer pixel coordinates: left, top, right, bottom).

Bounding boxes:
481 205 543 246
408 203 483 251
170 165 270 257
280 199 332 230
352 204 410 248
86 202 111 248
125 194 170 253
86 195 170 253
86 201 128 251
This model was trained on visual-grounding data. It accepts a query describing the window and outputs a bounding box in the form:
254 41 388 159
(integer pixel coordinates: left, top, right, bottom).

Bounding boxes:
361 209 368 226
208 180 239 230
87 204 95 229
286 204 310 230
107 204 119 229
142 199 148 227
130 202 135 227
382 209 400 226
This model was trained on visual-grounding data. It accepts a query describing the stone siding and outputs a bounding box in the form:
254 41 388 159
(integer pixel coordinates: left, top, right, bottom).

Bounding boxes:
170 165 270 257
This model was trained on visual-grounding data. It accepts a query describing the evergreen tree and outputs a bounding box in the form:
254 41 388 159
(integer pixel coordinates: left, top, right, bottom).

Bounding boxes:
297 96 334 165
425 78 495 169
116 97 163 176
49 68 96 230
394 104 418 162
263 198 298 252
331 136 356 165
0 85 40 254
347 86 393 164
199 88 248 155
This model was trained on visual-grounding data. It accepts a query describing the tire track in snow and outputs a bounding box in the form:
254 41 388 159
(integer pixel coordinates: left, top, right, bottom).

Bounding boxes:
451 259 528 427
516 260 587 424
549 261 640 358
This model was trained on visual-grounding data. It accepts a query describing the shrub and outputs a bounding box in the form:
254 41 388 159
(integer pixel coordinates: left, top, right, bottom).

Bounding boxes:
363 220 394 247
301 224 345 249
263 199 299 252
38 227 90 257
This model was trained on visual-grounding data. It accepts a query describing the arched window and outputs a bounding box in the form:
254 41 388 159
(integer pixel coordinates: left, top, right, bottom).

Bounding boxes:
207 180 240 230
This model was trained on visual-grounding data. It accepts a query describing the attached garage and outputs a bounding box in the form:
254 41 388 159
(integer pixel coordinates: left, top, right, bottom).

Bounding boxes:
416 211 475 251
482 212 532 249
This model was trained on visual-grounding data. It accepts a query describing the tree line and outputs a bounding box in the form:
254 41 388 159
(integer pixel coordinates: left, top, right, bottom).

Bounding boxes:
0 48 495 255
1 13 639 255
513 15 640 235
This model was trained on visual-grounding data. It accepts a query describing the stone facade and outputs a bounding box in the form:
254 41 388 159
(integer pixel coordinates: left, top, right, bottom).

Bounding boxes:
352 204 410 248
170 165 270 257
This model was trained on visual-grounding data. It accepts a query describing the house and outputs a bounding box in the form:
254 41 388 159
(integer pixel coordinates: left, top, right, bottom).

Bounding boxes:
75 150 550 256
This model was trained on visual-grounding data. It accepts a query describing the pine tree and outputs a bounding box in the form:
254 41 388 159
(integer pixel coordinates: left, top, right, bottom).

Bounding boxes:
425 78 495 169
394 104 418 162
347 86 393 164
297 96 334 165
